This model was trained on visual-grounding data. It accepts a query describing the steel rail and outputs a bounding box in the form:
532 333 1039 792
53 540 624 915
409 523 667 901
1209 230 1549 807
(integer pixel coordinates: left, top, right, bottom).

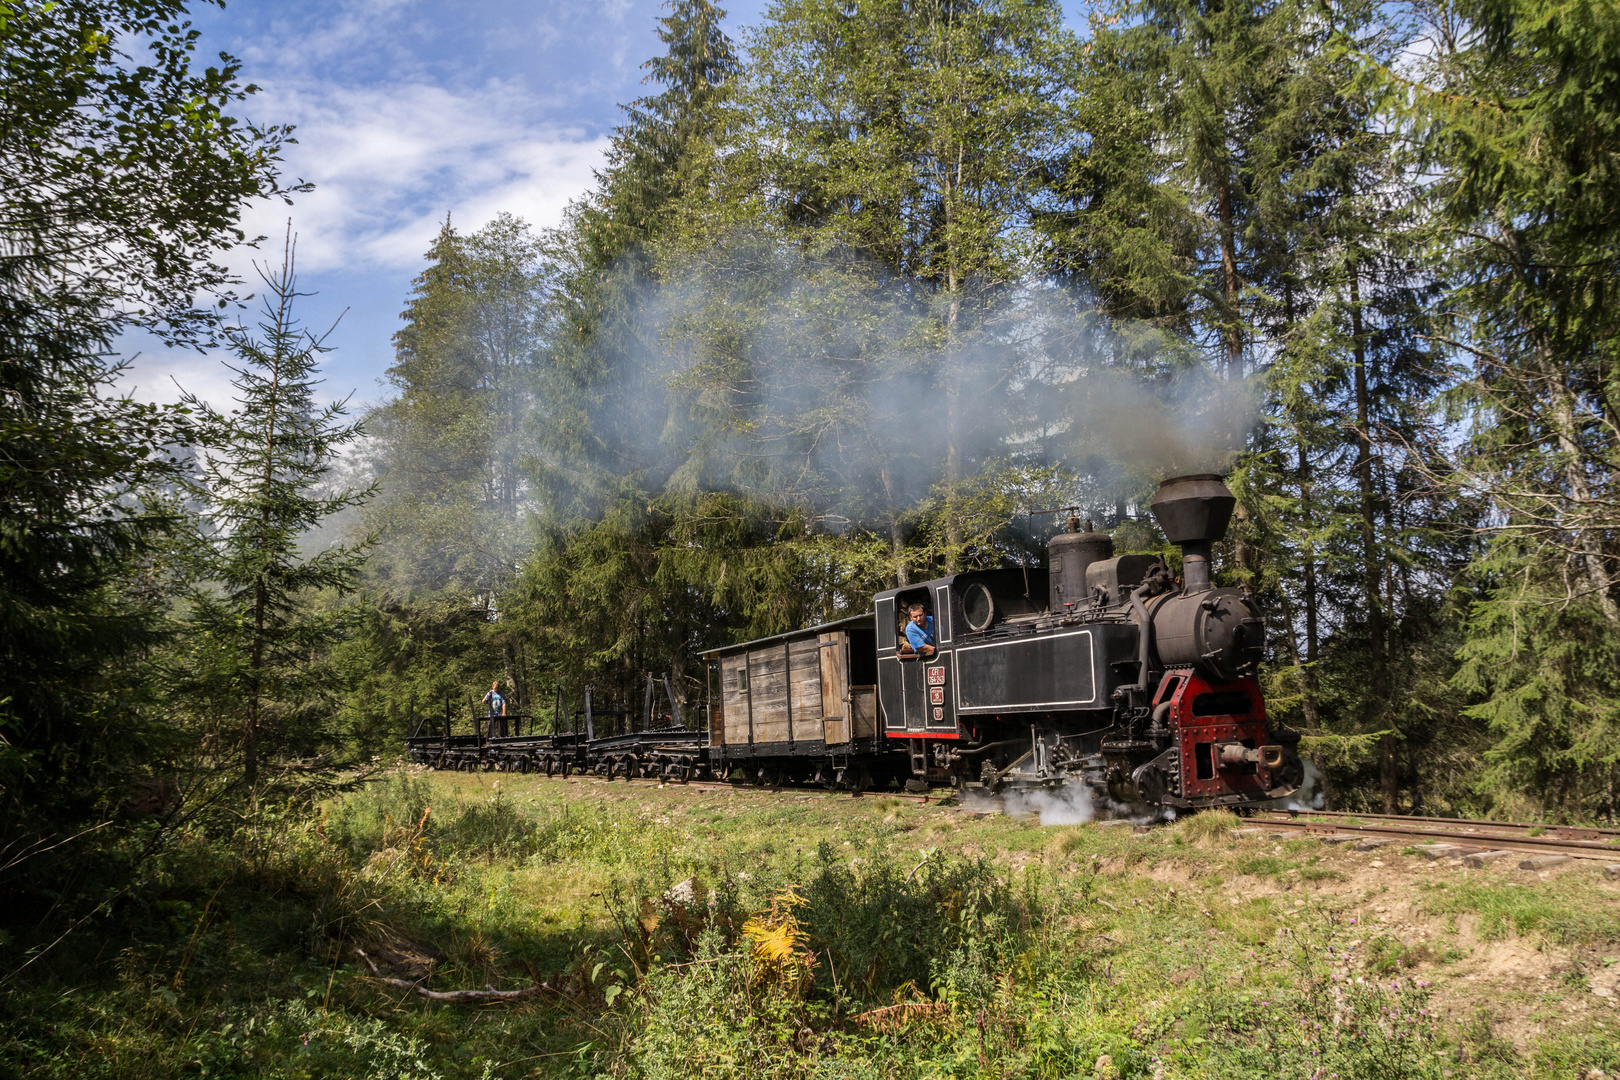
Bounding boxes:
1262 807 1620 841
1255 816 1620 861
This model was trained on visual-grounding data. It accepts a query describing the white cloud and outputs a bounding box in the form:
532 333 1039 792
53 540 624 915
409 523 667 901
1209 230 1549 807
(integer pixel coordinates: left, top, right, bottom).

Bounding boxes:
237 78 610 275
116 335 242 410
118 0 633 409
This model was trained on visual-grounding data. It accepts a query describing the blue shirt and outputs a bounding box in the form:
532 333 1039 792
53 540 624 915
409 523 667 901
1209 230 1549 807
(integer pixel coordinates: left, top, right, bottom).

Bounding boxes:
904 616 934 651
483 690 505 716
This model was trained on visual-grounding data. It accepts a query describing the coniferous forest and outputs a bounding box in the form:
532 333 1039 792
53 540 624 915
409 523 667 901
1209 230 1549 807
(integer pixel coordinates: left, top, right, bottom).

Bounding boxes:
4 0 1620 1076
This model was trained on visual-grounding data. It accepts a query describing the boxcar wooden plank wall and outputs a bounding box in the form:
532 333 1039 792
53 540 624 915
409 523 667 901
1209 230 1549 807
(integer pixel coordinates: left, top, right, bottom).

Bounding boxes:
788 638 823 743
748 649 790 744
818 632 848 744
721 654 750 746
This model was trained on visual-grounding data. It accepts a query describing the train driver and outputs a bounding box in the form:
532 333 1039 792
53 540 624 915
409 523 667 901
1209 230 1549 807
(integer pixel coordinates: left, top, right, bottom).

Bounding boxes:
904 603 937 658
482 680 507 737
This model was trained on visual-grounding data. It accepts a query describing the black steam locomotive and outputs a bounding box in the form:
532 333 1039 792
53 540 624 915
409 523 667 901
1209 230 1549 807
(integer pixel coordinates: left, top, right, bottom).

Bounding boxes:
408 475 1305 815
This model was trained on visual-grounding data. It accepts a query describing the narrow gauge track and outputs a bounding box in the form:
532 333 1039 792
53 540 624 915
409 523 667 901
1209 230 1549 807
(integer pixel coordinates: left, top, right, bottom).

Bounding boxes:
1253 811 1620 862
462 770 941 803
1262 807 1620 842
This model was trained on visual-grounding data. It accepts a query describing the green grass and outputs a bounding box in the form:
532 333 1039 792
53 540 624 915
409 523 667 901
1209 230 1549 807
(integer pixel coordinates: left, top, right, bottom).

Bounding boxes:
1 769 1616 1079
1420 878 1620 944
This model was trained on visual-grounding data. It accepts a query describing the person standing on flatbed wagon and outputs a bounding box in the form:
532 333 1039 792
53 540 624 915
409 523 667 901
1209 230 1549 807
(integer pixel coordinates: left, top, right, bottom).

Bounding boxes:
482 680 507 738
905 603 936 658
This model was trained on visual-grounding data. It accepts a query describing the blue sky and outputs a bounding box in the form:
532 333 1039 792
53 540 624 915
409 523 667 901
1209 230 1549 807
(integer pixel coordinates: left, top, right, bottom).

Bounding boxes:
123 0 1083 411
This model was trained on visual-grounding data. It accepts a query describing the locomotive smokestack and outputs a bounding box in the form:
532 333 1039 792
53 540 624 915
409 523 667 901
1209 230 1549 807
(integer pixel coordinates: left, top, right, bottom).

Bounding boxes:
1149 474 1236 594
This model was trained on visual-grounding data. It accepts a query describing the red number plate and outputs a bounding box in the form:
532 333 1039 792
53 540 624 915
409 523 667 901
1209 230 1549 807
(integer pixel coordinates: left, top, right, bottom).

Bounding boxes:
932 707 944 722
927 666 946 686
930 687 944 705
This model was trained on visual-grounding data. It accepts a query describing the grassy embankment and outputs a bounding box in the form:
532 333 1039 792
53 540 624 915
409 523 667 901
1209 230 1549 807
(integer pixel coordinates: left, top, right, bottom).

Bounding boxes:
3 769 1618 1079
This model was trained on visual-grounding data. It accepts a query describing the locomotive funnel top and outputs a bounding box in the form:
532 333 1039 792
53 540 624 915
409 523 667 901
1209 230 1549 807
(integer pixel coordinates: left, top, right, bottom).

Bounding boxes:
1149 474 1236 544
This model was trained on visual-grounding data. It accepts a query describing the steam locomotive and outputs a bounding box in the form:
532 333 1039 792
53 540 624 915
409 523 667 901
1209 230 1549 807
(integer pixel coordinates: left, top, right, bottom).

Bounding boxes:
407 475 1305 815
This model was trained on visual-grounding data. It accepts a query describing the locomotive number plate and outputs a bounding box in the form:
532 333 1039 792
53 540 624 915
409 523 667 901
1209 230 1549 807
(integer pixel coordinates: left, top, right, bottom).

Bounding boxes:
929 687 944 705
927 666 946 686
932 707 944 721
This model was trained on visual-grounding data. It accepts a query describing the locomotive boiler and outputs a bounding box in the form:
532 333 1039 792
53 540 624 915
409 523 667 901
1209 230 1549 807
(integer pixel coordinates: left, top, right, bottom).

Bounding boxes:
874 474 1304 810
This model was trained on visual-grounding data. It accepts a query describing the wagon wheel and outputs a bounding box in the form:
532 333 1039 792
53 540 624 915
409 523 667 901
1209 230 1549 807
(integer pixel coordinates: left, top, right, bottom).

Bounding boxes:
543 756 556 777
560 759 572 777
849 768 872 795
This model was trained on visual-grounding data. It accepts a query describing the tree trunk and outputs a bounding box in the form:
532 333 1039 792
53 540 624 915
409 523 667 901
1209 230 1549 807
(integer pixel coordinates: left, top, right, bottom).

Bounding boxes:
1534 341 1619 627
245 307 287 796
1350 268 1394 813
881 465 908 586
1217 176 1254 576
1298 438 1319 729
942 141 964 574
1218 179 1242 383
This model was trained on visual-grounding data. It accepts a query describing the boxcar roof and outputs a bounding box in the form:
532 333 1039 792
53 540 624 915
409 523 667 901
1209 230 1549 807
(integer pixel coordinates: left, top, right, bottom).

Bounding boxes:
699 613 875 659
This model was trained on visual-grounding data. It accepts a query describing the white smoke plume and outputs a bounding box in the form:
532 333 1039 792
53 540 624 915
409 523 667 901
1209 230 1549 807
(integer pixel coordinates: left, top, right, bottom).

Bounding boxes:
968 780 1097 826
1278 759 1327 811
566 233 1257 523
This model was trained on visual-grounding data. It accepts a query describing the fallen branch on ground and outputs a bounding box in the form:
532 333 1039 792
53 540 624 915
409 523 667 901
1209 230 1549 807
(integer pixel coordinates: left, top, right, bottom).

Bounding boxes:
355 948 552 1004
850 1001 950 1031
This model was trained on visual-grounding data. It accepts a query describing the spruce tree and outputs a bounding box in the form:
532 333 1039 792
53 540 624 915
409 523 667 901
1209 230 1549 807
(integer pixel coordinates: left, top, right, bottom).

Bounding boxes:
723 0 1079 573
1420 0 1620 816
366 214 550 597
184 239 372 795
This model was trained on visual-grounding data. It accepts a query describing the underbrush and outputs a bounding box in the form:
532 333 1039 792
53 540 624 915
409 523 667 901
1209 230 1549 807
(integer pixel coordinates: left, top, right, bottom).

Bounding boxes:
1 772 1615 1079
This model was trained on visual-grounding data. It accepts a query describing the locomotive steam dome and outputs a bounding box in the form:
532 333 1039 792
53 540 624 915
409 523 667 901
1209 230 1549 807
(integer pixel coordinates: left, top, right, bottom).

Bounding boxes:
1047 515 1112 612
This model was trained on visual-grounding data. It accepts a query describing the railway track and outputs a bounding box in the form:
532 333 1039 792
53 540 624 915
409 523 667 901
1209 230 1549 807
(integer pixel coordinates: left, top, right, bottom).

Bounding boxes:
465 770 941 803
1252 808 1620 862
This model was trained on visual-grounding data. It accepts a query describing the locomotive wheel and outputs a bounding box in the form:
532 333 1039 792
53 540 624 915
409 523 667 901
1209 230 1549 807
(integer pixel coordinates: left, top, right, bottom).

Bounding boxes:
544 756 556 777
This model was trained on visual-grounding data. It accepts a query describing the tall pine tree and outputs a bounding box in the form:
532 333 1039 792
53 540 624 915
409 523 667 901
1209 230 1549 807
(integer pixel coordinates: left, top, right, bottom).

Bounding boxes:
184 240 371 795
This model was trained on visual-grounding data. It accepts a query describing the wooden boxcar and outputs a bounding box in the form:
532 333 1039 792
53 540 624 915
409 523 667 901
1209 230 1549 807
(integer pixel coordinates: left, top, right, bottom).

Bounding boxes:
701 615 897 786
